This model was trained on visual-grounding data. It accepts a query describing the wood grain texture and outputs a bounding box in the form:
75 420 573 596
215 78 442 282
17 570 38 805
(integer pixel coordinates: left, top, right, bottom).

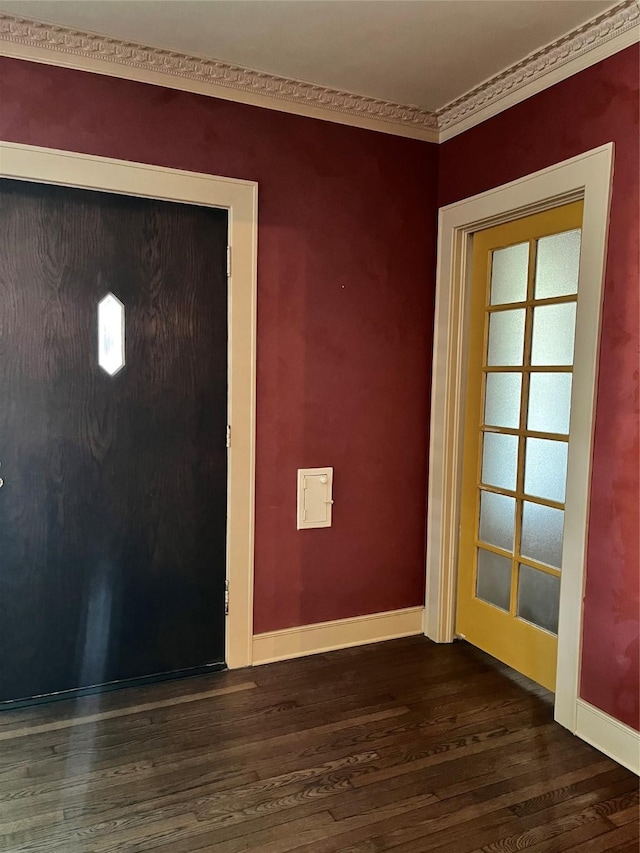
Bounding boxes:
0 179 228 703
0 637 636 851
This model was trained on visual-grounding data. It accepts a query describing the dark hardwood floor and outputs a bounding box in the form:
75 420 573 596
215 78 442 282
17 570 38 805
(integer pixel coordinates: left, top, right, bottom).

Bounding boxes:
0 636 637 852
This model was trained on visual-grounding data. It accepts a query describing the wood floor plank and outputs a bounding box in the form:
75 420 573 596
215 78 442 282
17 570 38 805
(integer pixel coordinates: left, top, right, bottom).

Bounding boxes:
0 808 65 835
0 636 636 853
431 741 608 802
519 818 639 853
510 769 636 819
466 803 620 853
321 761 629 852
0 682 257 742
608 802 640 827
0 765 259 825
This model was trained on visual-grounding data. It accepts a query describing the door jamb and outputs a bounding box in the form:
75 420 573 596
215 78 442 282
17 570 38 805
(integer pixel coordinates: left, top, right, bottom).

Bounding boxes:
424 144 614 732
0 140 258 669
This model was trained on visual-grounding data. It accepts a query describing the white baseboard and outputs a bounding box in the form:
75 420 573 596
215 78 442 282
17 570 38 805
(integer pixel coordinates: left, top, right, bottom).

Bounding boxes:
252 606 424 666
575 699 640 775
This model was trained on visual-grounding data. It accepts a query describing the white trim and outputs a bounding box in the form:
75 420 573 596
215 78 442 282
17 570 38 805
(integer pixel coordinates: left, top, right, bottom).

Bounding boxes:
1 2 638 143
0 141 257 669
252 607 424 666
575 700 640 775
437 0 640 141
425 144 614 737
0 13 437 143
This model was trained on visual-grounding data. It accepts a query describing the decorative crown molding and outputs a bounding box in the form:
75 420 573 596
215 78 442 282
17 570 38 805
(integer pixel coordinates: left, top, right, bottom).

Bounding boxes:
436 0 640 134
0 1 638 142
0 12 438 136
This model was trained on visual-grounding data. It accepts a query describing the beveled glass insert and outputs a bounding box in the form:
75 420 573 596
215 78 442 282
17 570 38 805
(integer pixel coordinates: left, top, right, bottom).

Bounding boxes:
490 242 529 305
517 565 560 634
482 432 518 492
484 372 522 429
524 438 568 503
487 309 526 366
531 303 576 366
477 549 512 612
479 490 516 552
98 293 125 376
527 372 573 434
535 229 581 299
521 502 565 569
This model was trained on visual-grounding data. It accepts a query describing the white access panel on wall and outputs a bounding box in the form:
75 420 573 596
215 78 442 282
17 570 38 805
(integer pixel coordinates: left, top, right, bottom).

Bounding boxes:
297 467 333 530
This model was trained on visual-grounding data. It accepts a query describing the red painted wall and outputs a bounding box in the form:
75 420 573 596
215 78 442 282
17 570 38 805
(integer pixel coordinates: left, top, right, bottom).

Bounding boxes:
0 58 438 634
439 45 640 731
2 44 637 729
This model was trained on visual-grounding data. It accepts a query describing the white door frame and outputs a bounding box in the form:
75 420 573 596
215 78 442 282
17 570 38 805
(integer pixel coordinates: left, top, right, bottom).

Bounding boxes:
424 144 614 733
0 140 258 670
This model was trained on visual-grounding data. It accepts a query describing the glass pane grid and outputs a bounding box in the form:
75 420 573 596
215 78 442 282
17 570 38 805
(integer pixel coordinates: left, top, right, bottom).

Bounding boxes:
473 535 562 576
473 508 564 619
473 540 513 559
475 226 579 625
484 365 574 373
474 482 565 510
480 425 570 441
517 555 561 578
485 293 578 313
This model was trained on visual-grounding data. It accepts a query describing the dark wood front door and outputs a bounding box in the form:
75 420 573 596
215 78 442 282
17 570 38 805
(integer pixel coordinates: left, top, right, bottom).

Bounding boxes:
0 179 228 704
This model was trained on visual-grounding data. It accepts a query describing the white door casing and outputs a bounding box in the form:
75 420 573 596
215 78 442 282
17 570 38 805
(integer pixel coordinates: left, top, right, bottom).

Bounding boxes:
424 144 617 738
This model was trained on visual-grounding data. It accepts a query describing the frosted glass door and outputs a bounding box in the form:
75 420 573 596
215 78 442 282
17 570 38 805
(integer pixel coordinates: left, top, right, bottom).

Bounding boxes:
456 200 584 691
475 227 579 629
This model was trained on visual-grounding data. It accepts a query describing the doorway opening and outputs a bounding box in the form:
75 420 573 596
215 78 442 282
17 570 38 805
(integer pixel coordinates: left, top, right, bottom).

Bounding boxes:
424 144 613 735
0 141 258 703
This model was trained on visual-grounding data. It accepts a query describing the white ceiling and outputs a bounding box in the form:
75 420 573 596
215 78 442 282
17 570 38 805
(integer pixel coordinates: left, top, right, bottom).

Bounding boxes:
0 0 615 110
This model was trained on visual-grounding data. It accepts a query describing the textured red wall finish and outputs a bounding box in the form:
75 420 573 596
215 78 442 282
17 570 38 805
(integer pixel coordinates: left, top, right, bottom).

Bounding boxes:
1 42 637 731
0 57 438 636
439 45 640 731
